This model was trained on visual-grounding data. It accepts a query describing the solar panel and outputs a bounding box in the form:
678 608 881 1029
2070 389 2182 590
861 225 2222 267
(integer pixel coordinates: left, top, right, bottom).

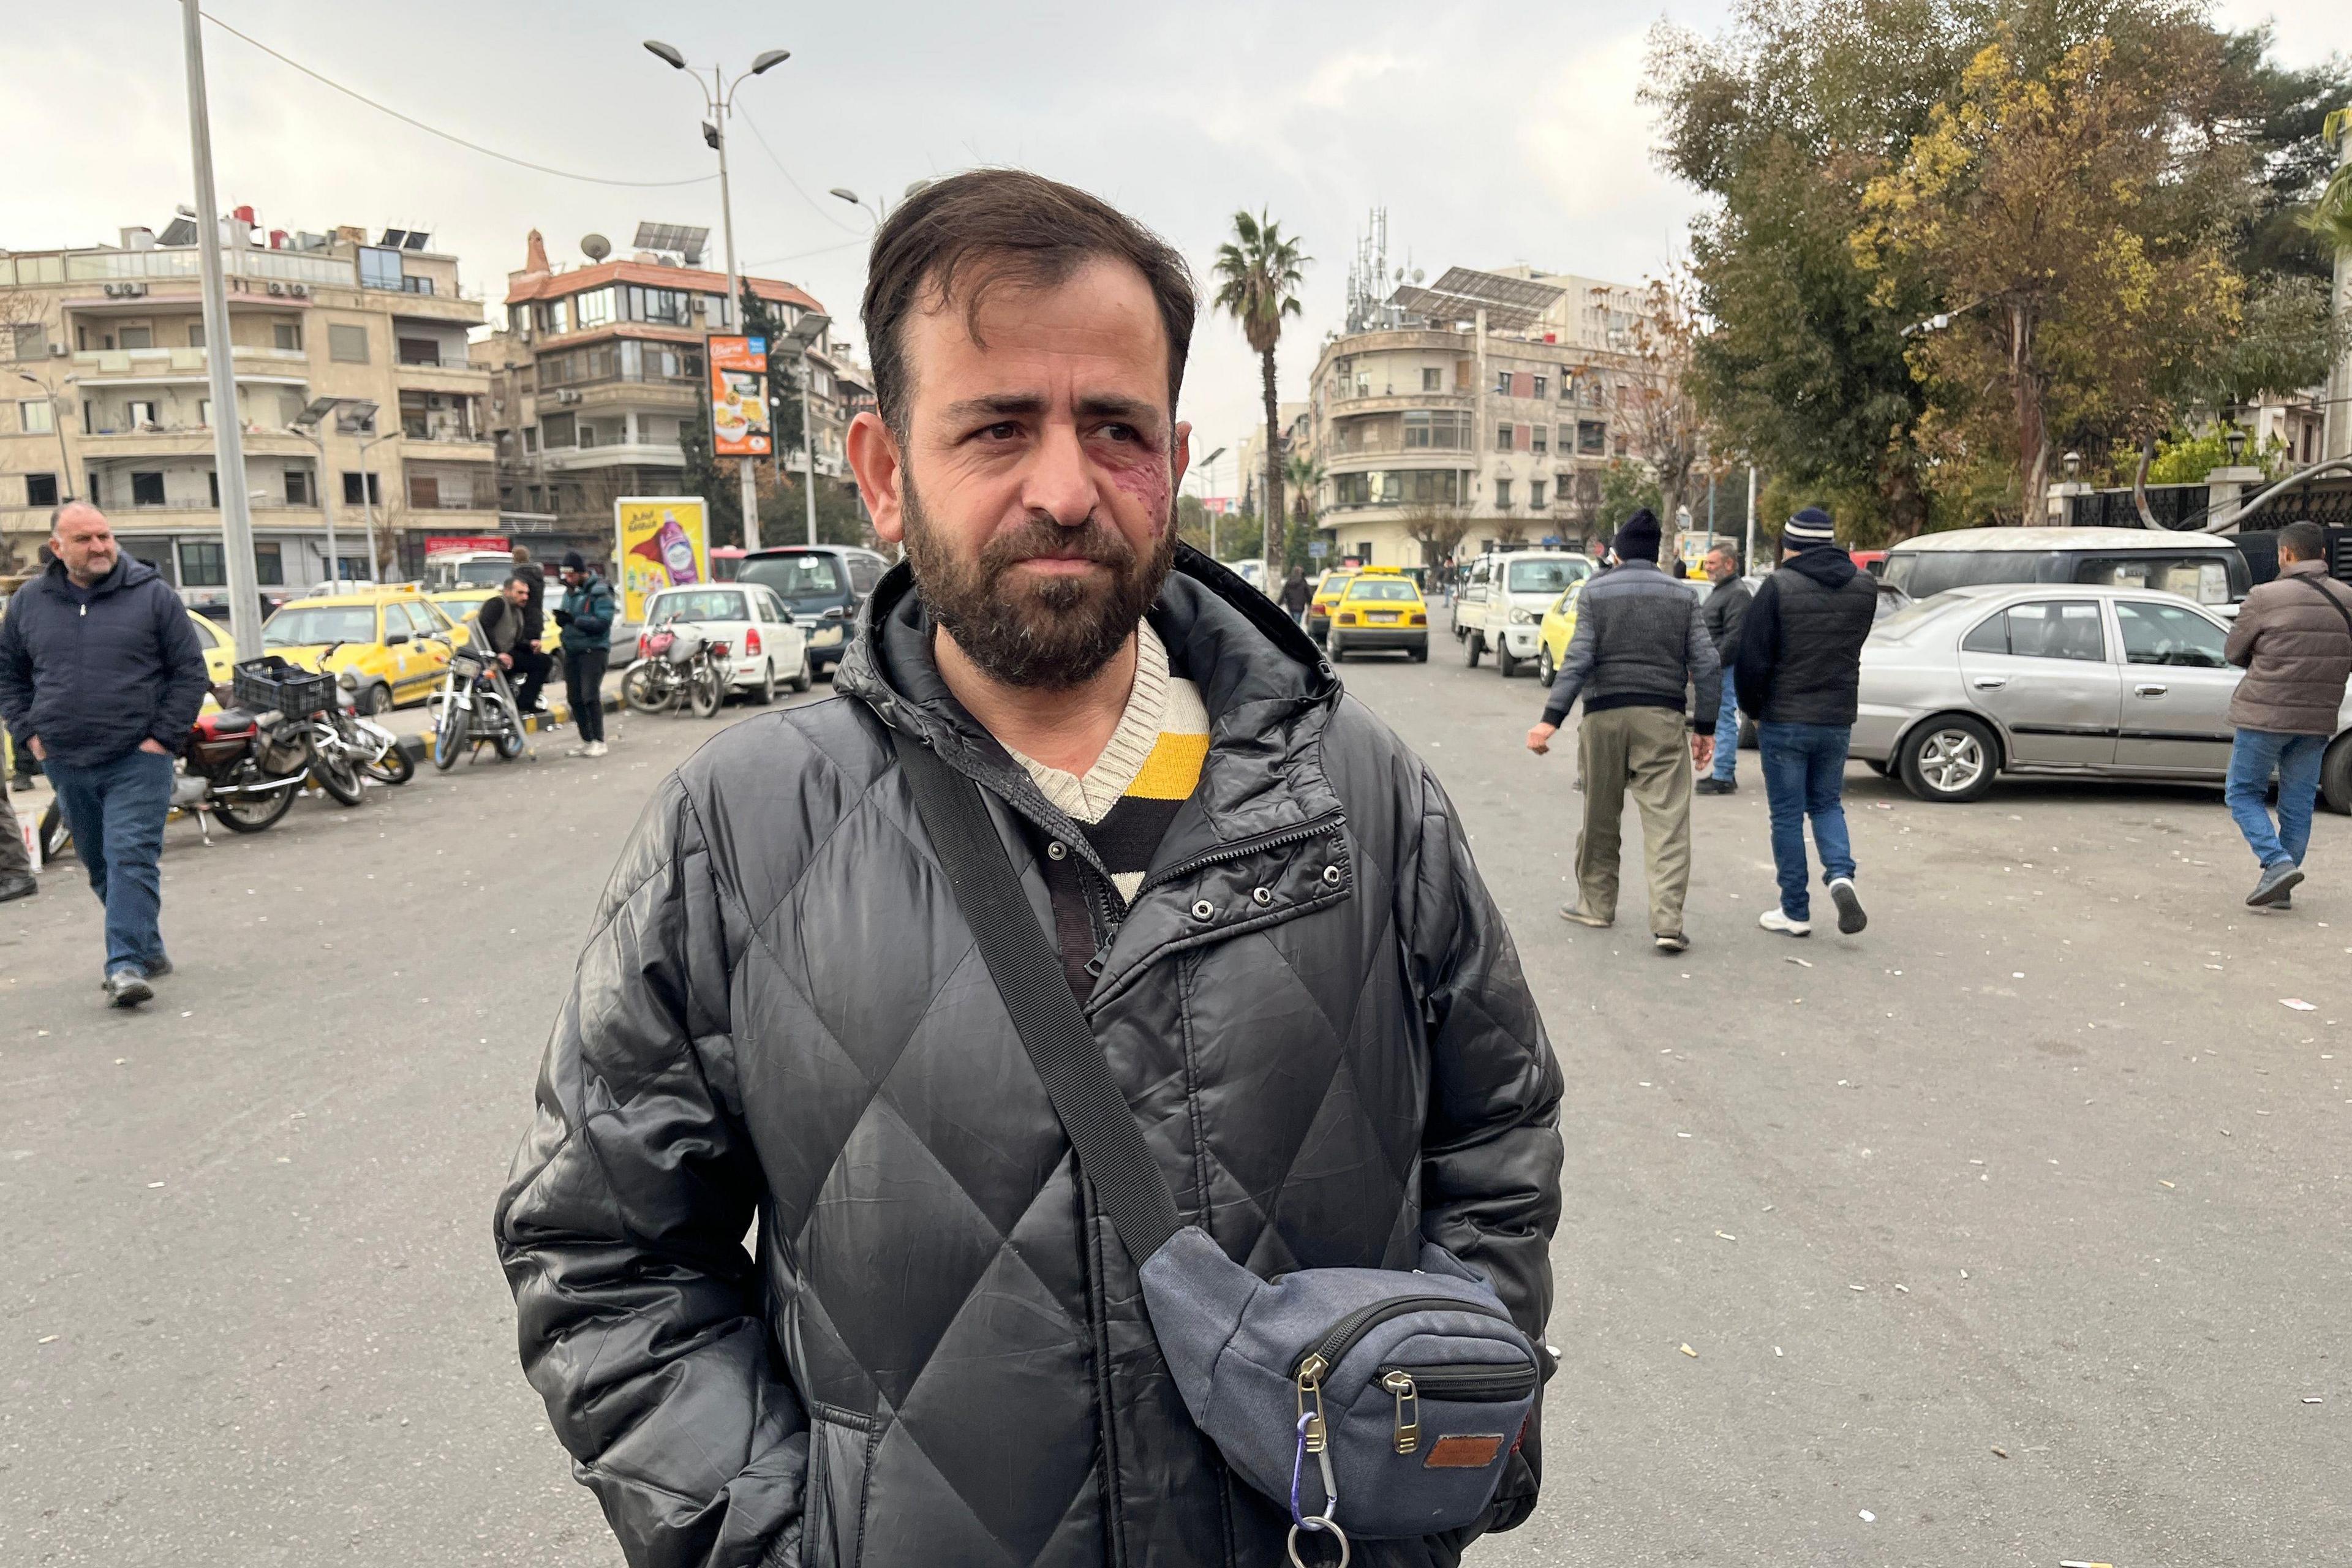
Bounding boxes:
402 231 430 251
1389 267 1566 331
633 222 711 257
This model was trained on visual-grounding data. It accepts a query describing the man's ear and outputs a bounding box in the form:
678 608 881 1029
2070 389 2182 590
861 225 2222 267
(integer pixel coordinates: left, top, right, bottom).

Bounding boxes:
848 412 907 544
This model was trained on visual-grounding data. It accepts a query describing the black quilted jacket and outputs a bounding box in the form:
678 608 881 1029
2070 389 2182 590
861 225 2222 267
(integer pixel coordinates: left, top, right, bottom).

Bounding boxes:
496 548 1564 1568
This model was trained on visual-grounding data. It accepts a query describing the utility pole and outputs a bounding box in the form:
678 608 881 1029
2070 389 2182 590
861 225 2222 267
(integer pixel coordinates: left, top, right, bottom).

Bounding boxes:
2328 111 2351 462
1743 463 1757 572
181 0 262 659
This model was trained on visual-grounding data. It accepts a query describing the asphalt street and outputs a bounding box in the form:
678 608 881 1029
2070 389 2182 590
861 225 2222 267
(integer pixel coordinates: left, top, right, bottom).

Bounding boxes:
4 641 2345 1566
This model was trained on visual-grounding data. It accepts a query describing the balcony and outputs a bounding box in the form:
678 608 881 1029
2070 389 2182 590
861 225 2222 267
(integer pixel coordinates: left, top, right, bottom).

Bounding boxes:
79 424 314 459
72 345 310 385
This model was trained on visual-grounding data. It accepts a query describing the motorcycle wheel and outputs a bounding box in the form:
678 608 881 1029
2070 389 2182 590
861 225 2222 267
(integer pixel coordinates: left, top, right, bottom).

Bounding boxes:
495 698 528 759
622 663 670 715
212 769 300 834
309 726 366 807
364 741 415 786
432 698 470 772
689 665 723 719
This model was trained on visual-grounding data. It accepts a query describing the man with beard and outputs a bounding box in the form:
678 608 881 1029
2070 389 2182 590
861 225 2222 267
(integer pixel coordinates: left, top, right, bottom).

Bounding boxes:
497 170 1563 1568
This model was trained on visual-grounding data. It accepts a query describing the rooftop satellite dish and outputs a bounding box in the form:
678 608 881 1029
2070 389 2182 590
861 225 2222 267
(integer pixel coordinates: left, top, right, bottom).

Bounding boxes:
581 233 612 262
1412 268 1425 284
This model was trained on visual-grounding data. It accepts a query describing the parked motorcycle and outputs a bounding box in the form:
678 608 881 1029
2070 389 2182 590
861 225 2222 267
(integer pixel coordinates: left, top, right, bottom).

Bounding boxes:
621 623 731 719
325 669 413 786
430 643 527 771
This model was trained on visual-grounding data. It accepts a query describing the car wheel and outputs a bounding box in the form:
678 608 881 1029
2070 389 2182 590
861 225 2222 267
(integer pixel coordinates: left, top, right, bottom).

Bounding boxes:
1496 640 1521 678
2322 734 2352 815
1863 757 1890 777
1409 642 1428 663
790 648 813 693
1464 631 1482 669
1327 637 1345 663
756 659 777 706
1897 714 1998 804
1536 647 1555 686
362 682 395 717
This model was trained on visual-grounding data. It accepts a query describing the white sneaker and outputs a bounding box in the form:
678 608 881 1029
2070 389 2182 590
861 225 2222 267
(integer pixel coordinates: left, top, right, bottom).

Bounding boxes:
1827 876 1867 935
584 741 608 759
1758 907 1811 938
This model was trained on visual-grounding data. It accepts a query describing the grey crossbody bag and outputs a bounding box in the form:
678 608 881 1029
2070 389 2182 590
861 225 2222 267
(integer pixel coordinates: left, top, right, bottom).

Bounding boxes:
894 734 1541 1560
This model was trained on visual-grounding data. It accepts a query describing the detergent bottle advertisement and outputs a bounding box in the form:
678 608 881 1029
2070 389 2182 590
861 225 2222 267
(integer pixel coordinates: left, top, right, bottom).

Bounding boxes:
614 497 710 624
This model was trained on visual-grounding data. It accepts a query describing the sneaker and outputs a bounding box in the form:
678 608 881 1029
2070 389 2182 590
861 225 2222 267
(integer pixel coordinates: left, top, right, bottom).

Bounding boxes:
104 969 154 1008
1758 907 1811 938
143 956 173 979
1559 905 1611 928
2274 891 2293 910
0 872 36 904
2247 859 2303 908
1827 876 1867 935
585 741 608 759
1654 931 1690 953
1694 777 1736 796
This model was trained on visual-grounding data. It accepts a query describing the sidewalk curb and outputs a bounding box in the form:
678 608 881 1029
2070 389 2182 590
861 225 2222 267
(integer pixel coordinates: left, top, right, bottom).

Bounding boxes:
396 691 622 764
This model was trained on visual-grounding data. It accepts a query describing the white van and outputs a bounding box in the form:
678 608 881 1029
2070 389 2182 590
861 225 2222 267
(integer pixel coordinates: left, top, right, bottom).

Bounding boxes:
1880 527 2250 609
1464 551 1594 676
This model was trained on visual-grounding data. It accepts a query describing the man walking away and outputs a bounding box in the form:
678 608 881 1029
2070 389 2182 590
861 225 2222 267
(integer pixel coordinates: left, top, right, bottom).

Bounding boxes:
552 552 615 758
0 503 208 1004
1527 508 1717 952
478 576 546 714
0 767 35 903
1277 564 1311 625
1695 543 1751 796
1735 507 1877 938
2223 520 2352 908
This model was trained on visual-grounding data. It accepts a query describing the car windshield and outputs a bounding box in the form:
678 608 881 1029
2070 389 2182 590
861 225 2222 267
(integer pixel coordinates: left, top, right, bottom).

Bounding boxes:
650 590 748 624
740 554 846 604
1347 579 1418 601
264 606 376 646
454 560 511 586
1869 590 1974 642
1317 575 1355 595
1507 560 1580 594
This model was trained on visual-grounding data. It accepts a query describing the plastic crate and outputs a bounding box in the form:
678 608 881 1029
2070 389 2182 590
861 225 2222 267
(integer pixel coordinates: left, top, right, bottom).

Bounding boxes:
232 656 336 720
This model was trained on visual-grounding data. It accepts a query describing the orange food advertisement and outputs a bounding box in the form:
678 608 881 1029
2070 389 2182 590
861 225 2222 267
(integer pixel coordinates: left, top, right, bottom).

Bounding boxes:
707 334 771 458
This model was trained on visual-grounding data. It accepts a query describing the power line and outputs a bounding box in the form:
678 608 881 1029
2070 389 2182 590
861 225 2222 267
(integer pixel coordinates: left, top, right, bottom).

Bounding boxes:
198 10 715 190
735 107 862 235
742 238 869 271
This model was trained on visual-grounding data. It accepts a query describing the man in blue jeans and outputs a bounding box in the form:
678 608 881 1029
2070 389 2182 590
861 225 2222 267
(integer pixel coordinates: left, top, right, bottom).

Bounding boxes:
1734 507 1879 937
1695 543 1751 794
0 503 208 1005
2221 521 2352 908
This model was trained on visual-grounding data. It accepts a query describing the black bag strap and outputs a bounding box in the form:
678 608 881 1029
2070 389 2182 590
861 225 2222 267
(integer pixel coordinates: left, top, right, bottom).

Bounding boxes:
2291 573 2352 645
892 731 1184 1263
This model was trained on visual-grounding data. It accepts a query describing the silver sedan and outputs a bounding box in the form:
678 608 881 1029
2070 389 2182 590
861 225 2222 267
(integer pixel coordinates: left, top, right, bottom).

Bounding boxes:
1850 584 2352 807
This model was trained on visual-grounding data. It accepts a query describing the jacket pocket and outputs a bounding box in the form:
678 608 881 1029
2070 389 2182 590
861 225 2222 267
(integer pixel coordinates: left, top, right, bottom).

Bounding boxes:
800 1410 874 1568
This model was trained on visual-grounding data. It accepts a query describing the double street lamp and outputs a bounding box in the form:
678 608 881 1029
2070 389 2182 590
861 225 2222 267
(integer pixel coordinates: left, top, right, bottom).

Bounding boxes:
16 372 77 500
644 39 791 552
783 311 830 545
287 396 377 594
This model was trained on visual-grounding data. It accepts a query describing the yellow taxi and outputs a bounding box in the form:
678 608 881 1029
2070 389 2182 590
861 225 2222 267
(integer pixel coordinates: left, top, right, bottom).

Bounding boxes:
258 587 468 715
428 586 520 645
1325 567 1429 662
1305 569 1358 645
1534 578 1587 686
182 611 237 689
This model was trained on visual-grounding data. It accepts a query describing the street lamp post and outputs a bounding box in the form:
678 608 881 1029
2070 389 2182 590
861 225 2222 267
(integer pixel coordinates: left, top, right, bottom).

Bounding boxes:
15 372 76 498
288 396 376 593
354 422 389 583
1187 443 1226 556
786 312 831 545
645 40 791 555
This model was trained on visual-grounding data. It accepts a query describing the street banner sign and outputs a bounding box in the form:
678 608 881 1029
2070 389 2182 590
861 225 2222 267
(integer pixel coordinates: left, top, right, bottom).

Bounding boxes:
707 335 772 457
614 496 710 624
1309 540 1329 559
423 533 509 558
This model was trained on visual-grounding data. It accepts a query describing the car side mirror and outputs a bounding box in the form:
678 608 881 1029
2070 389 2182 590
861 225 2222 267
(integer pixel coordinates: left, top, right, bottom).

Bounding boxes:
385 631 410 646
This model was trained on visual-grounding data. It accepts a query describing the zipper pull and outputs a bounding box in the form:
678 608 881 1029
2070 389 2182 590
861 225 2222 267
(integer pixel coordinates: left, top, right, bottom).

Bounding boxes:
1084 948 1109 979
1295 1353 1329 1453
1384 1371 1419 1453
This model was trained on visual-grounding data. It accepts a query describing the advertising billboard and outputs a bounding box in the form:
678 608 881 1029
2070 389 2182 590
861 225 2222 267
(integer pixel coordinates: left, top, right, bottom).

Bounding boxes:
614 496 710 624
707 334 772 458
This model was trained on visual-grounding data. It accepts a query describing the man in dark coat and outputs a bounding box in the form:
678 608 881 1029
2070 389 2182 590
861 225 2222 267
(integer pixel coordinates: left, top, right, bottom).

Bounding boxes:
1735 506 1879 938
495 170 1563 1568
1694 542 1751 796
477 576 547 714
0 503 208 1005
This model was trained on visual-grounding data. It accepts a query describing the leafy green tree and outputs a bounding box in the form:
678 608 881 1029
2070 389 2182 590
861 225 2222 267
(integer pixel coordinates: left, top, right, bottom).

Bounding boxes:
1597 459 1662 530
1212 212 1308 568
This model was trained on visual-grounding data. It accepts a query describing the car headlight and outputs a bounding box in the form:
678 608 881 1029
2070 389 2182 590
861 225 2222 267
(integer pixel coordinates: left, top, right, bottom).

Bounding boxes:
1510 607 1539 625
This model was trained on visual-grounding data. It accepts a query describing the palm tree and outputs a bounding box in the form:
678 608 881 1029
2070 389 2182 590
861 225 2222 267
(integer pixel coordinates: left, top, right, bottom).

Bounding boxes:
1283 453 1324 570
1213 211 1309 566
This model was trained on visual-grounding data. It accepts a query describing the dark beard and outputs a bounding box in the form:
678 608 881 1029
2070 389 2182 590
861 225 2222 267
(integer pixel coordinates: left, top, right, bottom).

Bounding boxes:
902 477 1176 690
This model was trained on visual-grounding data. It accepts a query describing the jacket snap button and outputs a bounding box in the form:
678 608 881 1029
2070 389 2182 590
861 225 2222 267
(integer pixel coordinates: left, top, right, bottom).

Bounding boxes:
1047 841 1067 861
1252 886 1273 907
1191 899 1215 921
1321 865 1343 886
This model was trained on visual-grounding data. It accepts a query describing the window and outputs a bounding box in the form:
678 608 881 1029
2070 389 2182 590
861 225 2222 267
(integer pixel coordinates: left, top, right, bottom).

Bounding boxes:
1558 372 1574 401
848 554 883 595
187 322 205 348
628 285 692 326
2114 600 2228 668
274 321 301 352
1494 478 1513 507
540 412 576 448
130 470 166 506
1968 600 2106 661
1404 409 1470 450
1530 480 1547 508
328 323 370 363
410 475 439 509
7 323 45 361
540 298 570 336
341 471 383 506
18 399 52 434
1531 425 1548 454
128 399 159 428
25 473 57 507
254 541 284 587
284 468 312 506
572 288 615 330
1494 422 1513 453
397 337 442 366
358 246 405 290
1532 374 1548 400
1494 370 1512 394
208 470 219 507
1421 368 1441 391
2075 554 2234 607
1576 420 1607 454
522 427 539 454
179 540 225 587
119 325 153 350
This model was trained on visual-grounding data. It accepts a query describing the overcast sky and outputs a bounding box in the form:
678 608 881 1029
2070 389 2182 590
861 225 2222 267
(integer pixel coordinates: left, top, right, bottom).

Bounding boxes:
6 1 2341 503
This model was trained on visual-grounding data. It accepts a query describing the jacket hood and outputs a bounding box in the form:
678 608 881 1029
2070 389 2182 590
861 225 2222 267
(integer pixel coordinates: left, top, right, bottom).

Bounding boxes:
1785 545 1858 591
40 553 159 599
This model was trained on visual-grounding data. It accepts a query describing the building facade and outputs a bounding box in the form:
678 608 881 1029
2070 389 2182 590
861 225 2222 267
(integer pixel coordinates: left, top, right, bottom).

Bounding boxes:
476 230 843 560
0 216 495 597
1306 265 1651 570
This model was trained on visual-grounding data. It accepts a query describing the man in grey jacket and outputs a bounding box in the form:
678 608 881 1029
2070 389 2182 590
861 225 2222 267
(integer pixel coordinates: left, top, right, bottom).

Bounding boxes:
1526 508 1717 952
2223 521 2352 908
1695 543 1751 795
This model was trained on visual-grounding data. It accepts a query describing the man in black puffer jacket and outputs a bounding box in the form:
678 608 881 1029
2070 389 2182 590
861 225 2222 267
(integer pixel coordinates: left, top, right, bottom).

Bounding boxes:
496 170 1562 1568
1735 507 1879 939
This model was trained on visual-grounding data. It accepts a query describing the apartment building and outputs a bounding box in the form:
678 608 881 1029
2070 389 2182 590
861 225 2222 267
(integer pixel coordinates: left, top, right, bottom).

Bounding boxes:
1308 265 1651 569
0 213 494 597
476 229 851 556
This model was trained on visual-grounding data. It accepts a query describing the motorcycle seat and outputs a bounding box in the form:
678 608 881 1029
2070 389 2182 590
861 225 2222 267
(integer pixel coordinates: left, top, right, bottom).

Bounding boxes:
205 710 258 737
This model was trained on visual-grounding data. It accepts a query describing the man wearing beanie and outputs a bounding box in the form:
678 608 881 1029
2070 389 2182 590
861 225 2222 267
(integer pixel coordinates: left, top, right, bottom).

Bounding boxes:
552 550 617 758
1527 508 1719 952
1735 506 1879 937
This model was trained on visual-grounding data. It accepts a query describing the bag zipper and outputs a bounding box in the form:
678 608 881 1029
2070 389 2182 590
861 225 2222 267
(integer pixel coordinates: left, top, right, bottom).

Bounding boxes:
1291 1293 1512 1381
1380 1361 1539 1401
